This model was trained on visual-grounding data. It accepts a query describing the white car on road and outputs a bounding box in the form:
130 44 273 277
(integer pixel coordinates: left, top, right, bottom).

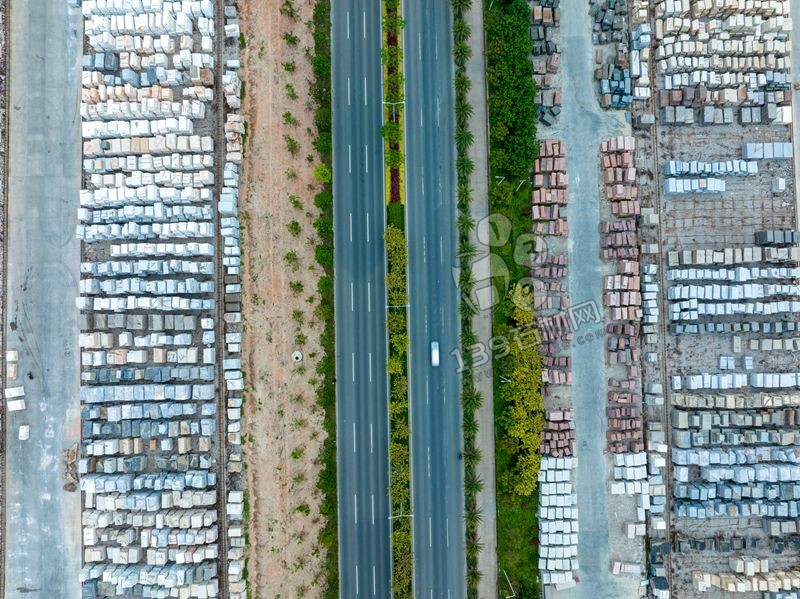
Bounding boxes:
430 341 440 367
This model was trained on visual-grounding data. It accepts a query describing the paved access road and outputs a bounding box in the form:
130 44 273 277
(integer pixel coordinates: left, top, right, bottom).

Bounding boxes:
3 0 83 597
550 0 637 597
404 1 466 597
331 1 392 597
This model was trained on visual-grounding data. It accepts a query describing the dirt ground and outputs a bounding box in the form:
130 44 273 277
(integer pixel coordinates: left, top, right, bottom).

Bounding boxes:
239 1 329 597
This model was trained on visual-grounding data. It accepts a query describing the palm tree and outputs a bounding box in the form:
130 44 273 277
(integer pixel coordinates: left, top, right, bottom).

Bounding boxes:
453 42 472 67
457 188 472 213
458 290 475 314
464 507 483 530
453 19 472 44
450 0 472 15
463 445 482 467
456 128 475 154
462 387 483 412
457 182 472 202
464 470 483 494
463 415 479 437
461 329 477 348
466 567 482 588
462 432 477 453
457 213 475 236
455 72 472 96
466 529 484 549
455 100 474 129
459 239 477 259
456 155 475 178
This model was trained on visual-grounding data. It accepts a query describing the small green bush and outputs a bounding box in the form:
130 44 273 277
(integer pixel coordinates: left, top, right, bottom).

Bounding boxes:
287 220 302 236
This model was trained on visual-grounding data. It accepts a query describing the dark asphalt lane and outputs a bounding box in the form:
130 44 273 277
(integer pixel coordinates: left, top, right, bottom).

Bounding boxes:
404 0 466 597
332 1 392 597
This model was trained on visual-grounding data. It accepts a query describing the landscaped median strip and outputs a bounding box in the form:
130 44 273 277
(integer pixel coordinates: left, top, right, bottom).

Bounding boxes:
385 224 412 596
382 0 413 596
382 0 405 205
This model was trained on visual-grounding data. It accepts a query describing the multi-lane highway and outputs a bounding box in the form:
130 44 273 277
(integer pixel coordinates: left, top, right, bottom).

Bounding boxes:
404 1 467 597
331 2 392 597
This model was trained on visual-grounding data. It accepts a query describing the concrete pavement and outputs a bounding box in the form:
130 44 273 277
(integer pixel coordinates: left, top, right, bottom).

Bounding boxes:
331 1 392 597
3 0 83 597
547 0 636 597
404 0 466 597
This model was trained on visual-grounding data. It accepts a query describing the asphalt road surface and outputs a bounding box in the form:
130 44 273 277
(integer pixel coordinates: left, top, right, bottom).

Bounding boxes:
331 1 392 597
404 1 466 597
3 0 83 597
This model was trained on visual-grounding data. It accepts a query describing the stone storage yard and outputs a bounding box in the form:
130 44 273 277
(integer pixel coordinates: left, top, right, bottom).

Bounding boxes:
530 139 583 591
532 138 573 390
74 1 245 596
531 1 563 124
627 0 800 596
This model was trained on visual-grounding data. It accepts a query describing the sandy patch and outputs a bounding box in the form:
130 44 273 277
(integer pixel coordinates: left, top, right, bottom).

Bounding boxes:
239 1 329 596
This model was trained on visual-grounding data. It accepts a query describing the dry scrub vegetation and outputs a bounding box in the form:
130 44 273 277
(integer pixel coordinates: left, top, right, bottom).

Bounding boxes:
239 1 332 596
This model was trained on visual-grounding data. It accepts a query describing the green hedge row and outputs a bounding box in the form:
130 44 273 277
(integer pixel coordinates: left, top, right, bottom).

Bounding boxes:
383 0 405 202
385 225 413 597
485 0 538 181
310 2 338 597
383 0 404 106
484 1 543 596
448 0 482 597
